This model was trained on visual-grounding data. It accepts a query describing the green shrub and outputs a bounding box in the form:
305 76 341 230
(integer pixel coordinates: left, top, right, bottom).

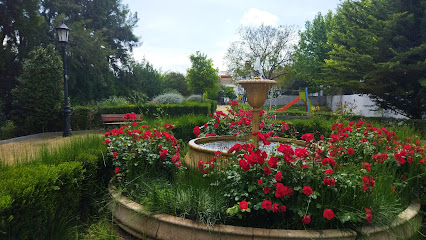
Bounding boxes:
152 92 184 104
0 134 111 239
95 96 130 106
186 94 203 102
71 102 213 130
288 117 333 140
0 120 16 140
0 162 84 239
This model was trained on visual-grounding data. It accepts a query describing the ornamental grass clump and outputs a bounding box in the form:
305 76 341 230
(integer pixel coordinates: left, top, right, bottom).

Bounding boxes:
199 120 425 229
103 113 182 189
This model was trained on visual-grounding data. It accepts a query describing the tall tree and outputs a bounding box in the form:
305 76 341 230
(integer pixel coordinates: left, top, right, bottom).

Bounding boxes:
0 0 48 116
225 24 297 80
292 12 333 91
11 45 63 135
325 0 425 118
118 59 164 99
186 51 218 95
163 72 190 96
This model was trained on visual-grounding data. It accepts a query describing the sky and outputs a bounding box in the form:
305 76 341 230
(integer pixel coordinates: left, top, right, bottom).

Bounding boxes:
121 0 342 74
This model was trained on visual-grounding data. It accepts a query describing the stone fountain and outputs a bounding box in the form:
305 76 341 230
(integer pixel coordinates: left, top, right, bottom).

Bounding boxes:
184 77 304 167
238 77 277 146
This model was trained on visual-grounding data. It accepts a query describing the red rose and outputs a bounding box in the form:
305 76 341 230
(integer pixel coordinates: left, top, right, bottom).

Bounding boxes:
366 213 372 223
193 126 201 137
258 179 263 185
239 159 250 172
112 152 118 158
302 215 311 224
325 169 333 174
272 203 279 213
347 148 355 155
114 167 119 176
323 209 335 220
323 177 336 186
263 186 271 195
302 164 308 169
274 171 283 181
261 200 272 210
301 133 314 142
278 205 287 213
302 186 313 197
362 162 371 172
159 149 168 159
263 166 271 175
239 200 248 210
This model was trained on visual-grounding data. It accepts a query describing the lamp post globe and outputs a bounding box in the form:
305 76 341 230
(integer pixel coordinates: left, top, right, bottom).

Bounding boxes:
56 23 72 137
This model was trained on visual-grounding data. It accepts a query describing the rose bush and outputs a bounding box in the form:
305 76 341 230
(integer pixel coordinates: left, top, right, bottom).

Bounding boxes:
103 113 182 186
193 101 289 139
199 120 425 228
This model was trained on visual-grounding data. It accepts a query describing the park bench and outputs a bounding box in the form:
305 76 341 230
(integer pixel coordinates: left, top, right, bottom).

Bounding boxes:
101 114 143 128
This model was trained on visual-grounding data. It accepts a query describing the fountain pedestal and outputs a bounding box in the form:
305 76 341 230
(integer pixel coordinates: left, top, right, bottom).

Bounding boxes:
238 78 276 146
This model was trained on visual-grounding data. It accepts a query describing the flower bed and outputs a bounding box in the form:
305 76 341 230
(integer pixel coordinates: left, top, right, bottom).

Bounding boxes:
104 108 425 233
109 185 422 240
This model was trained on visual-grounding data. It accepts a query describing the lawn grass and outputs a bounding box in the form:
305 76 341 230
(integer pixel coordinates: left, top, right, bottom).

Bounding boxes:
0 132 104 165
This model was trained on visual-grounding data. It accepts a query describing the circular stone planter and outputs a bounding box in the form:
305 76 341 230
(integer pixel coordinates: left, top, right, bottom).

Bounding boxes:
184 136 306 168
108 185 422 240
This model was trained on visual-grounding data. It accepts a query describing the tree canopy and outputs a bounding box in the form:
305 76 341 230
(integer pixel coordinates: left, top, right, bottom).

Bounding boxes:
292 12 333 91
11 45 63 135
324 0 425 118
163 72 190 96
0 0 140 115
186 51 218 95
225 24 297 80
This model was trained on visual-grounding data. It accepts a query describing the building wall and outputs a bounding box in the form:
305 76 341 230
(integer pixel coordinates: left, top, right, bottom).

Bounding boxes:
325 94 407 119
262 94 408 119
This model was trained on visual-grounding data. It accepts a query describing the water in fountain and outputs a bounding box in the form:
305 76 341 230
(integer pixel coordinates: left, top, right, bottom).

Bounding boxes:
199 140 299 155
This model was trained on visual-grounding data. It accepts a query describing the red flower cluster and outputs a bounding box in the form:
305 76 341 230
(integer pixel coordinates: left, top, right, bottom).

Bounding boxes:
365 208 372 223
124 113 137 119
301 133 314 142
362 175 375 192
229 100 239 106
323 177 336 186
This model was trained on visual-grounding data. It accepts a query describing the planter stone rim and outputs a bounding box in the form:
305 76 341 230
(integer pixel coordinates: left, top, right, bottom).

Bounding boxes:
109 185 422 239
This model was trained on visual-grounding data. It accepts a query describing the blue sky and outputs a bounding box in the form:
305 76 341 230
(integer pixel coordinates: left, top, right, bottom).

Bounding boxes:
122 0 342 74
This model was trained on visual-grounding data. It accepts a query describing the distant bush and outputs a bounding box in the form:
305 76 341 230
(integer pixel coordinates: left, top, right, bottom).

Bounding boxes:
186 95 203 102
96 96 130 106
152 92 184 104
127 91 148 104
0 120 17 140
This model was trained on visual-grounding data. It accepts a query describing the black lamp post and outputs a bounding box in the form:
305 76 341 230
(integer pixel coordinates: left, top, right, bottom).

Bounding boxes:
56 23 72 137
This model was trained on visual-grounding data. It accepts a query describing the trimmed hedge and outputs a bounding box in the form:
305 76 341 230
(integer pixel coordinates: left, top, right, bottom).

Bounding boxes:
71 101 216 131
0 163 83 239
0 135 110 240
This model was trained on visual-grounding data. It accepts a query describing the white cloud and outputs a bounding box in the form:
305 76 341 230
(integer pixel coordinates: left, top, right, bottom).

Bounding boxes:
225 19 232 24
132 46 191 74
240 8 279 26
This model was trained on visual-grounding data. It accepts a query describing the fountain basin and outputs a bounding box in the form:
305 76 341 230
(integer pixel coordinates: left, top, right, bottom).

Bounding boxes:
108 185 422 240
184 135 306 168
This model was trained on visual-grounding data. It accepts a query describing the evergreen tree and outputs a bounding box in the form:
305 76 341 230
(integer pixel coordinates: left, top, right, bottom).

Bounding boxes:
12 45 63 135
325 0 425 118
